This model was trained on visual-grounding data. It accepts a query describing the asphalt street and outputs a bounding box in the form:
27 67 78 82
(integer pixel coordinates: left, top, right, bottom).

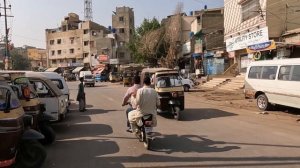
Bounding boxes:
43 81 300 168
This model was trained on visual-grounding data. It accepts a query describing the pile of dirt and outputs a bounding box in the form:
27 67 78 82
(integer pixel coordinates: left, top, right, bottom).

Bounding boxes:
189 89 257 111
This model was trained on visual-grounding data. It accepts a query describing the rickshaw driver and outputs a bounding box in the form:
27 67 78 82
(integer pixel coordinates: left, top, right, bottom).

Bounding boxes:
121 76 141 132
128 77 160 134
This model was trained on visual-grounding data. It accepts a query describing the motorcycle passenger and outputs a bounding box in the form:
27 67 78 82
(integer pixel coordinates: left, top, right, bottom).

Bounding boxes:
122 76 141 132
128 76 160 134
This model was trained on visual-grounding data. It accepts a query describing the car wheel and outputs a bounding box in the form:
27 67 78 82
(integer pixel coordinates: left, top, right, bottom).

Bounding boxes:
183 85 190 92
257 94 272 111
39 123 56 145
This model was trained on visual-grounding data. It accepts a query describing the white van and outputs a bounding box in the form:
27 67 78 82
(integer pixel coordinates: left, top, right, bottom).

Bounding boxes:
79 71 92 78
32 72 70 111
25 72 68 120
245 58 300 111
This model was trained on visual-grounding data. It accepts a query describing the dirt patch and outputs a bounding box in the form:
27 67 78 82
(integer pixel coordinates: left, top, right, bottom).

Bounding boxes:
189 89 258 111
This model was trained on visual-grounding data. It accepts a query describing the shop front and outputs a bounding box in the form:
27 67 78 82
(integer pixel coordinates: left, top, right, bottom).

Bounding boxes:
226 27 270 73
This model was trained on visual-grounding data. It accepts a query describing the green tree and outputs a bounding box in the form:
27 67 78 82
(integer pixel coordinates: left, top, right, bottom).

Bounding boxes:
127 17 163 64
11 51 31 70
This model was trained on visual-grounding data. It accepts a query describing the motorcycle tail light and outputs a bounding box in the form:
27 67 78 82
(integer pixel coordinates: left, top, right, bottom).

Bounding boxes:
171 92 178 98
144 121 153 126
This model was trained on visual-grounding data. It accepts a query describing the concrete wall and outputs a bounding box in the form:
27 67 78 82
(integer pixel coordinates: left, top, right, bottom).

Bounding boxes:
266 0 300 38
224 0 267 40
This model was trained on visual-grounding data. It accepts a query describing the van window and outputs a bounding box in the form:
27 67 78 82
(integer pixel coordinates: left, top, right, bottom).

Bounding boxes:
31 81 54 98
261 66 277 80
51 79 64 89
84 75 93 79
248 66 262 79
291 65 300 81
278 66 292 81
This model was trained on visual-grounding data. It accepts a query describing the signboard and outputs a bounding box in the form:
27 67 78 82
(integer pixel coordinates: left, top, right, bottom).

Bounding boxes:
226 27 269 52
109 59 119 64
246 40 276 53
194 39 202 54
98 55 109 62
182 42 191 54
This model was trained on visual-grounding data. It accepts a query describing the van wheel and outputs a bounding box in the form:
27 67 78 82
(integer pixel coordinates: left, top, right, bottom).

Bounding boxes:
40 123 56 145
15 140 46 168
183 85 190 92
257 94 272 111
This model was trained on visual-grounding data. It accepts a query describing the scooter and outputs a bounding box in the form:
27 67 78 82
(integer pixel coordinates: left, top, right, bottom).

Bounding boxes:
135 114 154 150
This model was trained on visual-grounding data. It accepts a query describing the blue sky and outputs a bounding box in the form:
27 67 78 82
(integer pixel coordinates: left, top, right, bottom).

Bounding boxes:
4 0 223 48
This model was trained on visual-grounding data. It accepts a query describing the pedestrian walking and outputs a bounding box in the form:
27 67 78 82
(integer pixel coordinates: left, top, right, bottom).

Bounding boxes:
77 77 86 112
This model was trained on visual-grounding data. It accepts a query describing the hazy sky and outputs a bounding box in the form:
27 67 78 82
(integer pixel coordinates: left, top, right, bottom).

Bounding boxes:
3 0 223 49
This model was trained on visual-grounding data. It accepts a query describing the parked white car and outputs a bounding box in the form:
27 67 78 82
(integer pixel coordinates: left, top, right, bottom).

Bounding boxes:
179 76 195 92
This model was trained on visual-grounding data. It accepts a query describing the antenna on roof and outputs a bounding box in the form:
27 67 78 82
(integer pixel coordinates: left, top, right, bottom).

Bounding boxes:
84 0 93 21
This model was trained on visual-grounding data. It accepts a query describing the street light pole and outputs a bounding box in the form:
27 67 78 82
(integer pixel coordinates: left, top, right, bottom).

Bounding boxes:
1 0 11 70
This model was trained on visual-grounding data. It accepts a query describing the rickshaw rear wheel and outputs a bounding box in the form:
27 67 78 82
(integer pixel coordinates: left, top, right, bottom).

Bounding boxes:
15 140 46 168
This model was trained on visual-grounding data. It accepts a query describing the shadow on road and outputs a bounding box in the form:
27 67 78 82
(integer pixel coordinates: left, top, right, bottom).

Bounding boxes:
96 154 300 167
44 139 123 168
159 108 237 121
150 134 240 153
52 123 113 140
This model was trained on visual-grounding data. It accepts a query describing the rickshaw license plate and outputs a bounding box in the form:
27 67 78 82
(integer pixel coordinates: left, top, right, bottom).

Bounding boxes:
145 127 153 133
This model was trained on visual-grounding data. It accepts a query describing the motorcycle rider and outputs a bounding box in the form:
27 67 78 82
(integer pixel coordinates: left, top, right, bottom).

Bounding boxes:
122 76 141 132
128 76 160 134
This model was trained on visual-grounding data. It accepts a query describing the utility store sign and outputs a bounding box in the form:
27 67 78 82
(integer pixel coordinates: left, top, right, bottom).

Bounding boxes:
226 27 269 52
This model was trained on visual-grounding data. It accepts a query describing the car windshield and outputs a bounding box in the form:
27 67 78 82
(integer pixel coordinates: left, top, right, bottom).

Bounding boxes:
85 75 93 79
0 87 21 111
156 75 182 88
51 79 64 89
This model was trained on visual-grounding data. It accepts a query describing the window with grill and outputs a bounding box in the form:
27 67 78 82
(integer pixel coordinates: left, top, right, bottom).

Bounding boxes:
50 40 54 45
57 39 62 44
241 0 260 21
119 28 125 33
57 50 62 55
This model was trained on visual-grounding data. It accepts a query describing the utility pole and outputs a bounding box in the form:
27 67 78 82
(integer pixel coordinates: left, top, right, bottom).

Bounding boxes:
0 0 13 70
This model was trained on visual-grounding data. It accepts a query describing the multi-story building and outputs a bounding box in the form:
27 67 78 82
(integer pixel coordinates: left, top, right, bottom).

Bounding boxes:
27 48 47 70
112 6 135 64
46 13 114 69
224 0 300 73
190 8 225 75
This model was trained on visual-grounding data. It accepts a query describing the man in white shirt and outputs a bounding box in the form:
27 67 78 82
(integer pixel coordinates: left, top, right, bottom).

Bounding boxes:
128 77 160 133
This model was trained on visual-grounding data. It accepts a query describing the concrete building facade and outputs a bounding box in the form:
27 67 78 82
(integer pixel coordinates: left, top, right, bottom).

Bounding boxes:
46 13 115 69
190 8 226 76
27 48 47 70
112 6 135 64
224 0 300 73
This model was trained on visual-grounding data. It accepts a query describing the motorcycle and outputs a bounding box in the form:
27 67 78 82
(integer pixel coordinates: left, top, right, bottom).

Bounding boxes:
135 114 154 150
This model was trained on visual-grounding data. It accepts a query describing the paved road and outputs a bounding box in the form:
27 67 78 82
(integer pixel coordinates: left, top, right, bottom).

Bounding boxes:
43 81 300 168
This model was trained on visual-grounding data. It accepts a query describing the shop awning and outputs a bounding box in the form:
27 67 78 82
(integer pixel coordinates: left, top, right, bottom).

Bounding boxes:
72 67 84 73
46 67 59 72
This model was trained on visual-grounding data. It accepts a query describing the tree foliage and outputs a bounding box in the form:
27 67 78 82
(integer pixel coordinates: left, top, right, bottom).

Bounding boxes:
10 51 31 70
127 17 162 64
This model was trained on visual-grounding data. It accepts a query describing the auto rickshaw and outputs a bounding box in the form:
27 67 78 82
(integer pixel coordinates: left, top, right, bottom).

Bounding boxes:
123 71 134 87
109 72 122 82
0 78 46 168
141 68 185 120
0 72 56 144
